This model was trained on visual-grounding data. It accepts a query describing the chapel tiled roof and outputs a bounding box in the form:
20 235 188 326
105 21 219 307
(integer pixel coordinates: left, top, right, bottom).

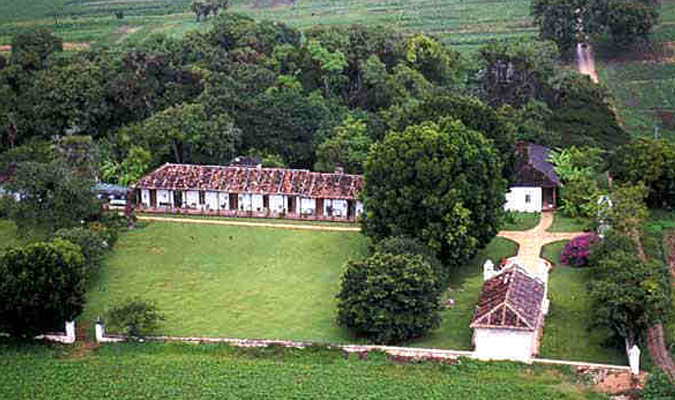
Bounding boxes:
133 163 363 200
469 265 545 331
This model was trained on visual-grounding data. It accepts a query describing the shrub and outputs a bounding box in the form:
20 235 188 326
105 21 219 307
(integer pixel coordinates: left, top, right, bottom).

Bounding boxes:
54 227 108 281
336 253 442 344
372 235 447 288
0 194 14 218
88 221 118 247
105 297 165 338
560 233 599 267
642 372 675 400
0 239 86 337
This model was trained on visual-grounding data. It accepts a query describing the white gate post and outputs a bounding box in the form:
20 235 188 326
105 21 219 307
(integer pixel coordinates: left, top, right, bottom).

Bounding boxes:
95 320 105 343
629 345 640 375
64 321 76 344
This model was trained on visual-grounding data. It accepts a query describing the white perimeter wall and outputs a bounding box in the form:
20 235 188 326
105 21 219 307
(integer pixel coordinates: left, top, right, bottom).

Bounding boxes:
504 187 542 213
473 328 535 362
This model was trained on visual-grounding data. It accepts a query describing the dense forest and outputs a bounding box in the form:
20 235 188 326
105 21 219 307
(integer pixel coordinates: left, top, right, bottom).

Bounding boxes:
0 12 628 184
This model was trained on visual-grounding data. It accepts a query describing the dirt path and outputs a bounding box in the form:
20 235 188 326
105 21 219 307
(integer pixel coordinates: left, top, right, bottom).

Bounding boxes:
498 211 581 275
137 215 361 232
0 42 91 52
577 43 599 83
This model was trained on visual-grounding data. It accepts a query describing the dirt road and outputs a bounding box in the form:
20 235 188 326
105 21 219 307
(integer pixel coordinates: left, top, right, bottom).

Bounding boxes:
137 215 362 232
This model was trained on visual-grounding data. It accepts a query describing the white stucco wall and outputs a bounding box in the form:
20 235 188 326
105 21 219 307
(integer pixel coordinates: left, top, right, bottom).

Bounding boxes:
504 187 542 213
237 194 264 211
270 195 285 212
185 190 199 208
157 190 172 207
205 191 219 210
473 328 535 362
323 199 348 217
141 189 150 207
356 201 364 217
300 198 316 215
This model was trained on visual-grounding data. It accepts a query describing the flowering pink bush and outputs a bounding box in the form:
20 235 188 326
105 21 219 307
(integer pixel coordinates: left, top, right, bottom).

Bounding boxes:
560 233 600 267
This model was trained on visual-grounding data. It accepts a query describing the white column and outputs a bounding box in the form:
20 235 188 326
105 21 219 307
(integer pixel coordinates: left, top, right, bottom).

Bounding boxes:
95 322 105 343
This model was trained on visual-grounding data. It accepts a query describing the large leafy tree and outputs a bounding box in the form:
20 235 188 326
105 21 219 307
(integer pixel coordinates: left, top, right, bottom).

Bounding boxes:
608 138 675 209
0 239 86 337
5 161 100 234
588 231 672 347
10 29 63 71
361 118 506 266
336 253 442 344
314 115 373 174
382 93 517 180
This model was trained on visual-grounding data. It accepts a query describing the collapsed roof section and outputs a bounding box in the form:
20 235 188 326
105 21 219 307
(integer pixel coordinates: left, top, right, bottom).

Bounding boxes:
133 163 363 200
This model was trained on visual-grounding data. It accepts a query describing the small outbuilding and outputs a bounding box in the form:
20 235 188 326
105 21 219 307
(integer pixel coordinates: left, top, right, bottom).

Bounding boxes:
470 262 547 362
504 142 559 212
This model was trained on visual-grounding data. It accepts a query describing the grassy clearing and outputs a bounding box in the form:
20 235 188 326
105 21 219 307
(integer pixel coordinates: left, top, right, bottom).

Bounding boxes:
0 340 606 400
541 239 567 269
83 221 518 349
547 214 590 233
539 241 625 365
82 221 368 342
502 212 541 231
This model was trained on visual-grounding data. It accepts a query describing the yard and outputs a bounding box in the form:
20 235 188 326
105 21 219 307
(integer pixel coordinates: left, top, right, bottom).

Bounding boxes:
539 240 625 365
502 212 541 231
0 340 605 400
82 221 518 349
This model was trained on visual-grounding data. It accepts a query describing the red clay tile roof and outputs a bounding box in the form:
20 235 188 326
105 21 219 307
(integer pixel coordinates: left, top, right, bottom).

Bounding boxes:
134 164 363 200
469 266 545 331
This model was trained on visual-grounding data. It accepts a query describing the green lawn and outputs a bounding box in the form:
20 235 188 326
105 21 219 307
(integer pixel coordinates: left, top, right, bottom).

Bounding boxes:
83 222 518 349
502 212 541 231
0 219 19 250
539 241 625 365
82 221 368 342
408 237 518 349
0 340 606 400
547 214 590 233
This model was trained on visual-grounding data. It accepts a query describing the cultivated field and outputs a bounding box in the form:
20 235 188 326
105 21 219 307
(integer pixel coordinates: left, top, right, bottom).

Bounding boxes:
597 2 675 140
0 340 606 399
0 0 536 51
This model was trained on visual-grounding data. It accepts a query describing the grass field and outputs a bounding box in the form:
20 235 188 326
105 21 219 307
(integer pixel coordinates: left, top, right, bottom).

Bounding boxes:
82 221 519 349
502 212 541 231
547 214 590 233
539 240 625 365
0 340 607 400
0 219 19 250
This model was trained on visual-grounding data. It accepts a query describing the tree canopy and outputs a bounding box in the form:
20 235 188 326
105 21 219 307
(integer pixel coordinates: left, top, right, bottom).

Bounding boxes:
0 239 87 337
361 118 506 266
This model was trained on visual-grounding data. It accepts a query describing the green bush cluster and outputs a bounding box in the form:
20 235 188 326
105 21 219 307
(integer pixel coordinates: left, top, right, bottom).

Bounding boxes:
105 297 165 338
336 252 442 344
